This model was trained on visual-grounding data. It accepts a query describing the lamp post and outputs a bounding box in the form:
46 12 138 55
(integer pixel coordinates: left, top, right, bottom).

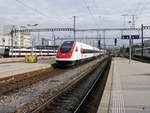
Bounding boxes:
20 26 26 48
27 24 38 54
10 25 15 57
141 24 144 57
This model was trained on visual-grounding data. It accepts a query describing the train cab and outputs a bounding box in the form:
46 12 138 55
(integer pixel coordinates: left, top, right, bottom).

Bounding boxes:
57 41 75 58
56 41 77 65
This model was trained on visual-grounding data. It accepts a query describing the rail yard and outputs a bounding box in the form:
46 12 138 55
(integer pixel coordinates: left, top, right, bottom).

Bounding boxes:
1 49 150 113
0 55 110 113
1 0 150 113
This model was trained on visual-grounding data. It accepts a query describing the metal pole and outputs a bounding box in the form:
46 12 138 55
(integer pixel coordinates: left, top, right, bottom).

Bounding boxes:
27 24 38 55
141 24 144 57
11 27 14 57
103 30 106 54
96 31 99 48
74 16 76 41
31 26 34 54
132 15 136 28
129 27 132 64
131 15 135 55
99 34 101 49
52 31 56 56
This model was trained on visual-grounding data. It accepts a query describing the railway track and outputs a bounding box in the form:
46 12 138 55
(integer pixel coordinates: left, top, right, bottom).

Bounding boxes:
28 57 111 113
132 55 150 63
0 67 68 96
0 58 101 96
125 55 150 63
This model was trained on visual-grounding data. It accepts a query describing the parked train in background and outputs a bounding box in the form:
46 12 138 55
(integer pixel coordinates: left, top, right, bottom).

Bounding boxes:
0 46 58 57
133 47 150 58
56 41 104 66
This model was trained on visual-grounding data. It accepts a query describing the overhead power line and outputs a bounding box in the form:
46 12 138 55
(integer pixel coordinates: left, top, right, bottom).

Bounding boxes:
132 0 150 25
137 0 150 16
133 0 150 17
82 0 99 27
15 0 69 25
16 0 49 18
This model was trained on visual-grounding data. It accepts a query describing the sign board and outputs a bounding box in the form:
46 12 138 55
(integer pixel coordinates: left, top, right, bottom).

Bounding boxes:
143 26 150 30
121 35 129 39
121 35 140 39
131 35 139 39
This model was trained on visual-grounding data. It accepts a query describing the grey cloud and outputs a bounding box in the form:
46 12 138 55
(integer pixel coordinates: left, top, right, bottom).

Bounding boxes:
0 0 150 29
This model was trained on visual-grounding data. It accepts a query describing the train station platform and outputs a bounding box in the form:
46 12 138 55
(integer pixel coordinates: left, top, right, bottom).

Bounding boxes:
98 57 150 113
0 56 55 64
0 58 55 79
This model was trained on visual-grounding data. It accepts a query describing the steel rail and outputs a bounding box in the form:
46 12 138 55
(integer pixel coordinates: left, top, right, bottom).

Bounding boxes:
29 58 109 113
29 61 99 113
73 59 109 113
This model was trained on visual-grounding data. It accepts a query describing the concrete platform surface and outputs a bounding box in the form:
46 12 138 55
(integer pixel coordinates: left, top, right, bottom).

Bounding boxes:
0 59 55 79
0 56 55 64
109 57 150 113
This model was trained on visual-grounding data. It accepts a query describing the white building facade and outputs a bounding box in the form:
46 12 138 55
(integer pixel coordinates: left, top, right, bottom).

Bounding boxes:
0 35 10 47
0 25 31 47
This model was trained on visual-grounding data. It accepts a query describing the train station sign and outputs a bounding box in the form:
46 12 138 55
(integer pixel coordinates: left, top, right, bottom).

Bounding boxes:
121 35 140 39
143 26 150 30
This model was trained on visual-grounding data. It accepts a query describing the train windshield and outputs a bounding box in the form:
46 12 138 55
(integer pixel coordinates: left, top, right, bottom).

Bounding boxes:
60 41 74 53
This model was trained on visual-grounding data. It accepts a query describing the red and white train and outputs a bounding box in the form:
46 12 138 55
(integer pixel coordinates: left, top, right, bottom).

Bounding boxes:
56 41 104 66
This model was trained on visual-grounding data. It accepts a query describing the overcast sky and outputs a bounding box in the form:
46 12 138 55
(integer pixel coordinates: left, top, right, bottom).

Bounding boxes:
1 0 150 47
1 0 150 29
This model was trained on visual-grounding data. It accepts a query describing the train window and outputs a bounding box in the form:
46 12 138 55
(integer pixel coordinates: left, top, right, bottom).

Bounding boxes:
5 49 9 52
82 49 93 53
60 41 74 53
75 47 78 52
82 49 99 53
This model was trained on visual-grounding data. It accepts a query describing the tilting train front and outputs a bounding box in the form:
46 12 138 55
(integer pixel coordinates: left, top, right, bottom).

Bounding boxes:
56 41 103 66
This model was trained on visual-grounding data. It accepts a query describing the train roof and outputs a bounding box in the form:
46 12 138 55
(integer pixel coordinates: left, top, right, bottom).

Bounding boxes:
135 46 150 50
62 41 100 50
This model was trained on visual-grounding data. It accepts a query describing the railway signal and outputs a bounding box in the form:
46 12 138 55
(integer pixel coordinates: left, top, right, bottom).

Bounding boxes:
114 38 117 46
98 40 101 48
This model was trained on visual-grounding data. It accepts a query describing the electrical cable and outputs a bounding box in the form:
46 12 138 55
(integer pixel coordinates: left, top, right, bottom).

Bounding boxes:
16 0 49 18
137 0 150 16
134 0 150 25
15 0 70 25
82 0 99 27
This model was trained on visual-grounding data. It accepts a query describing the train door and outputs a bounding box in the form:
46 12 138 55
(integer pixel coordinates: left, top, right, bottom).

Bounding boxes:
4 48 9 57
75 44 79 61
80 45 83 60
76 43 81 63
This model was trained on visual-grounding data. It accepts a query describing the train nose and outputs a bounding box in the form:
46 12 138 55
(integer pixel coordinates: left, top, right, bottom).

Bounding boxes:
68 52 72 56
56 51 72 58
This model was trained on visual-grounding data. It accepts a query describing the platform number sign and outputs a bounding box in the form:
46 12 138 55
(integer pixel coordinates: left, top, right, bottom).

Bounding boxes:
121 35 129 39
131 35 139 39
121 35 140 39
143 26 150 30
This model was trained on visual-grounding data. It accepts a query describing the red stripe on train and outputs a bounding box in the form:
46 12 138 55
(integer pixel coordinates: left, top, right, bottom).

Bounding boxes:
56 42 76 58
